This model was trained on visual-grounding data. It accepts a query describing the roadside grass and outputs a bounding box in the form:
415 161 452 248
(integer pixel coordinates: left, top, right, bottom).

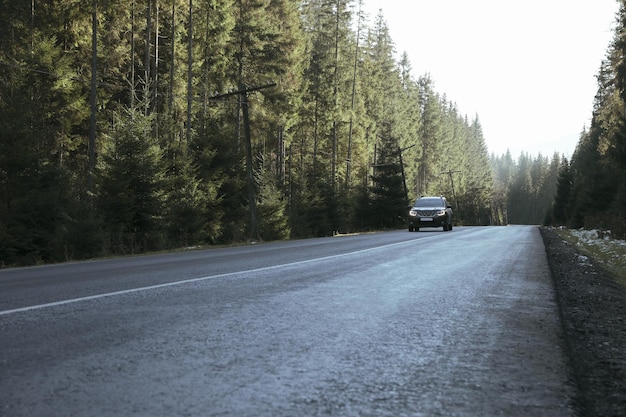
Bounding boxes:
554 228 626 287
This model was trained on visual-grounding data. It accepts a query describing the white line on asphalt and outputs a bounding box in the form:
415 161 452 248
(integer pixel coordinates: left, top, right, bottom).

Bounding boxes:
0 235 441 316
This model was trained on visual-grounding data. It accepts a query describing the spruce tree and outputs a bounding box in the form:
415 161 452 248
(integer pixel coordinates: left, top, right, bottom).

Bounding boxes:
550 157 572 226
416 76 443 196
459 117 492 224
99 109 166 254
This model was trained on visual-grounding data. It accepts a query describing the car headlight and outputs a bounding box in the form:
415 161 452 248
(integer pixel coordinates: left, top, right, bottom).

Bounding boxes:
409 209 417 217
437 210 446 216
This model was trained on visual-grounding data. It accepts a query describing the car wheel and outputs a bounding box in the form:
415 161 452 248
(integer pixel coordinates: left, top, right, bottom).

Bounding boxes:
449 222 453 231
408 226 414 232
442 223 448 231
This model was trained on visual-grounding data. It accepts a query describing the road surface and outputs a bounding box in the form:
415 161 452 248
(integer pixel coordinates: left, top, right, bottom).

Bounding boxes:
0 226 575 416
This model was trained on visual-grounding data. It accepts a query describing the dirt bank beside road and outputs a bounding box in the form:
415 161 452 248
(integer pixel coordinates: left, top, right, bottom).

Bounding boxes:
541 228 626 417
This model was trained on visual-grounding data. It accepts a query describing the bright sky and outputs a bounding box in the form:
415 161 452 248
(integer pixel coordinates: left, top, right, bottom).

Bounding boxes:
361 0 619 158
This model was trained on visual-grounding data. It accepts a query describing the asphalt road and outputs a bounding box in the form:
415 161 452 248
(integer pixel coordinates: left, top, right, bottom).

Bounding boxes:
0 226 575 416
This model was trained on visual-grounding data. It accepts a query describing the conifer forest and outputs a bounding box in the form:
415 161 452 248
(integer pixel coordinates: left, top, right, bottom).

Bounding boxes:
1 0 624 266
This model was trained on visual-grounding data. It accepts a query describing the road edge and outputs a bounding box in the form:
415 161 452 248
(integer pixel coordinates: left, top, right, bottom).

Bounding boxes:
540 227 626 417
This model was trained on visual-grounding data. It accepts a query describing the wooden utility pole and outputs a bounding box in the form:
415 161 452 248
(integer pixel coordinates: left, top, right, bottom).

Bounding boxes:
441 169 461 213
210 83 276 240
397 146 412 207
370 144 415 207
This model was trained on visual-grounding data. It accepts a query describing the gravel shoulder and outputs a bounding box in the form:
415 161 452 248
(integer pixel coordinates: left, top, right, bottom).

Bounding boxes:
540 227 626 417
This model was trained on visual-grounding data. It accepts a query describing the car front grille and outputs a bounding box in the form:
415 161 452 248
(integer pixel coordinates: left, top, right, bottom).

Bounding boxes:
416 210 438 216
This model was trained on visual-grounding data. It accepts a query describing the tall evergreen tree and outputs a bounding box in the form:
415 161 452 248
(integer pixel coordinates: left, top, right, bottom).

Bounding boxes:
397 52 422 201
490 150 515 225
416 76 443 196
295 0 355 234
0 0 93 264
0 0 507 264
99 109 165 254
456 116 492 224
547 3 626 233
550 157 572 226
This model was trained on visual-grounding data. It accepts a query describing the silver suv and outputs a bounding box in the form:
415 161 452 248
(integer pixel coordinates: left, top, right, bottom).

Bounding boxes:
408 196 453 232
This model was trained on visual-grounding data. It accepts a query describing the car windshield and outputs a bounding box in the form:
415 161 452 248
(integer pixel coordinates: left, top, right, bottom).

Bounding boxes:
414 198 443 208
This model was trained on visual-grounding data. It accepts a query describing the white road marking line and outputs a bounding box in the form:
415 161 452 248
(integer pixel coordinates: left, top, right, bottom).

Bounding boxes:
0 236 438 316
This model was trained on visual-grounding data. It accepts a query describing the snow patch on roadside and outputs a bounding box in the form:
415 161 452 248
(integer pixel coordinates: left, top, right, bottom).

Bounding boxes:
577 254 592 267
570 229 626 260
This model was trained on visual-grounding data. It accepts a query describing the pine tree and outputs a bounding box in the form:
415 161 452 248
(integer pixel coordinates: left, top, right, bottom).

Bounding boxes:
369 126 406 229
256 153 290 240
0 0 515 262
458 116 493 224
295 0 355 233
540 153 562 225
507 153 532 224
99 109 166 254
555 2 625 231
416 76 443 196
550 157 572 226
0 0 95 264
397 52 422 201
490 150 515 225
164 153 215 247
